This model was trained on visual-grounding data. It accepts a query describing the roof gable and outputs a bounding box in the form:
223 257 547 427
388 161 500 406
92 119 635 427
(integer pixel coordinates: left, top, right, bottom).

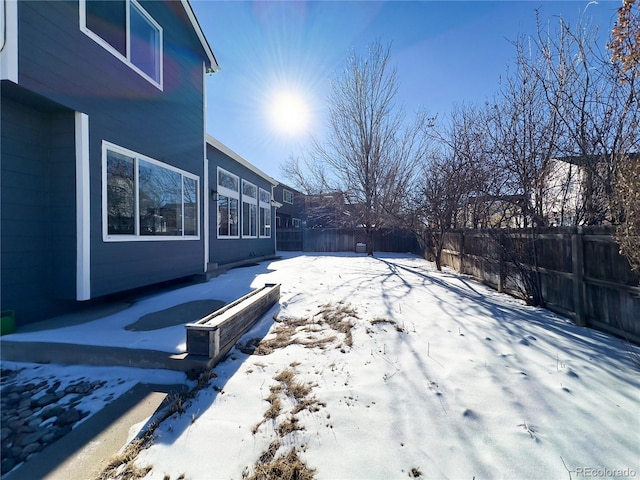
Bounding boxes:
180 0 219 72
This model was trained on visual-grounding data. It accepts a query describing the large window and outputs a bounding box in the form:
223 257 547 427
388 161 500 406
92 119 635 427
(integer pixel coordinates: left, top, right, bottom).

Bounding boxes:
104 142 199 240
81 0 162 88
242 180 258 238
259 188 271 237
217 168 239 238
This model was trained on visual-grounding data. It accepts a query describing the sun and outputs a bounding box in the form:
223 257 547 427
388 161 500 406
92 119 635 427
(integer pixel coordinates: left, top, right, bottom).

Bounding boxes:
268 90 310 135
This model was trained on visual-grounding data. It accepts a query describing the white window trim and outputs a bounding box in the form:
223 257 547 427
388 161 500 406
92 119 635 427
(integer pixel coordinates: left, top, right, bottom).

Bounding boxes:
217 167 240 239
79 0 163 90
102 141 200 242
242 180 258 239
283 189 293 204
0 0 18 82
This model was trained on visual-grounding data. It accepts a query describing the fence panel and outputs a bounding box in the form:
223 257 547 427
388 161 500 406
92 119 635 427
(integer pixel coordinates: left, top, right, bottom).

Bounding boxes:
276 228 303 251
436 227 639 343
276 228 418 253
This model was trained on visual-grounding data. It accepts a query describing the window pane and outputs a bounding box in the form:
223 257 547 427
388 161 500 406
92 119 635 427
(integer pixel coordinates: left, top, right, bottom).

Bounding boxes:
139 160 181 235
242 202 250 236
107 150 135 234
183 177 198 236
260 207 271 237
218 195 229 236
243 181 257 198
259 189 270 204
130 2 160 82
251 204 257 236
218 170 238 191
86 0 126 56
243 202 258 237
230 198 239 236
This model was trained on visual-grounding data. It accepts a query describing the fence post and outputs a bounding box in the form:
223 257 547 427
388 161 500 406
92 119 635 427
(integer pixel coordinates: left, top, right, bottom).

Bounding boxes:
572 227 586 327
459 231 465 274
498 232 505 293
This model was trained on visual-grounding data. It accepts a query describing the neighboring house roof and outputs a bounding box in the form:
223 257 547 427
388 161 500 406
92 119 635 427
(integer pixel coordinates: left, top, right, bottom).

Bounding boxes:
554 152 640 166
181 0 220 72
206 134 278 186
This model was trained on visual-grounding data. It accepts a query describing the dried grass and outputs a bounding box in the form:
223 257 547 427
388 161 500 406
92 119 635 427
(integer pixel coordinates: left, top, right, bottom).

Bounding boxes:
245 448 315 480
371 317 406 333
241 302 358 355
97 367 219 479
264 396 282 420
97 438 153 480
291 396 326 415
274 368 312 400
277 416 304 437
258 440 282 464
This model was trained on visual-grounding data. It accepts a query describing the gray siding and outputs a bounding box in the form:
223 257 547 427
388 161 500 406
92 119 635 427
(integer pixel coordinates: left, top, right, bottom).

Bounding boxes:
207 144 276 266
1 95 76 321
273 183 304 227
1 1 212 322
15 1 208 299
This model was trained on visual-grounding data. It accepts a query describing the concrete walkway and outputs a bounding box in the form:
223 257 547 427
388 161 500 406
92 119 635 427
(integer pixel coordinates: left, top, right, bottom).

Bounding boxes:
0 297 223 372
0 340 213 372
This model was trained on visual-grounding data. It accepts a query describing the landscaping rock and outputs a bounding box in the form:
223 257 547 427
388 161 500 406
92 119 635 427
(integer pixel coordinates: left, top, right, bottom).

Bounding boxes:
1 371 111 477
55 408 81 427
40 405 65 420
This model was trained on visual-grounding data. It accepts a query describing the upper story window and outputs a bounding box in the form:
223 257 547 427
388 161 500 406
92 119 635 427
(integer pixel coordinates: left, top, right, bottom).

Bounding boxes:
283 189 293 204
80 0 163 89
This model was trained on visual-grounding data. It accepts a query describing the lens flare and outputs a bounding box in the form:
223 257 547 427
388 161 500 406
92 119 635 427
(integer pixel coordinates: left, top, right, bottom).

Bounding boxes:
269 90 310 135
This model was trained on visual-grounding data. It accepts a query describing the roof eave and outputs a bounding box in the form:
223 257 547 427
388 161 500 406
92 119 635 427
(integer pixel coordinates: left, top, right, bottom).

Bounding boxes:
206 134 279 186
181 0 220 73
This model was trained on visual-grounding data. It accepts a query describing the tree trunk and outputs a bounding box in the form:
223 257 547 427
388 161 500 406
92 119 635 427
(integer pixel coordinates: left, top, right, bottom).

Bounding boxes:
366 227 374 256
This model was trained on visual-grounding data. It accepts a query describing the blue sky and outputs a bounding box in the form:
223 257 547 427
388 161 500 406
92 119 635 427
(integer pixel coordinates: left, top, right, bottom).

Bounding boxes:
190 1 621 180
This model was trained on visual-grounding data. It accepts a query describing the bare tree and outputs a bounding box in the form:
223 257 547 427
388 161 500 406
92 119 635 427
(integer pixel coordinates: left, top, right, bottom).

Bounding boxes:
533 11 638 225
411 104 493 270
312 41 427 255
280 154 332 196
485 35 563 229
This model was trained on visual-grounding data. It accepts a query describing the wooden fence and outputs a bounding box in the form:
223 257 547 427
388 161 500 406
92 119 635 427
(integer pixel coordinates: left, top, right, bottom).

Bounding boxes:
276 228 420 254
434 227 640 343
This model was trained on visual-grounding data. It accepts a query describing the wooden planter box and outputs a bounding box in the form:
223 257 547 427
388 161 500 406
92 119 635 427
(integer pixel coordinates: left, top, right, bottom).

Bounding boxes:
185 283 280 360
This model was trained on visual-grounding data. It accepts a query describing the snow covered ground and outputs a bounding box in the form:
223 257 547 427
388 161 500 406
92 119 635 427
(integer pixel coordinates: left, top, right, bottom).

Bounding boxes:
4 253 640 479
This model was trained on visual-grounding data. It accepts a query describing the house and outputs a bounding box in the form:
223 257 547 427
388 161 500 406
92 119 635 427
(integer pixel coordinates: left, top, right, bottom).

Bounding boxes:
206 135 278 269
305 191 355 228
272 183 354 229
1 0 218 324
273 183 305 229
540 157 585 227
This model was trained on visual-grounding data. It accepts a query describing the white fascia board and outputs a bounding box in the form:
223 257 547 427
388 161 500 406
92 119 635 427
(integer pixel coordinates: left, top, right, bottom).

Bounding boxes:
75 112 91 301
0 0 18 82
203 63 209 272
206 133 279 186
180 0 220 73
